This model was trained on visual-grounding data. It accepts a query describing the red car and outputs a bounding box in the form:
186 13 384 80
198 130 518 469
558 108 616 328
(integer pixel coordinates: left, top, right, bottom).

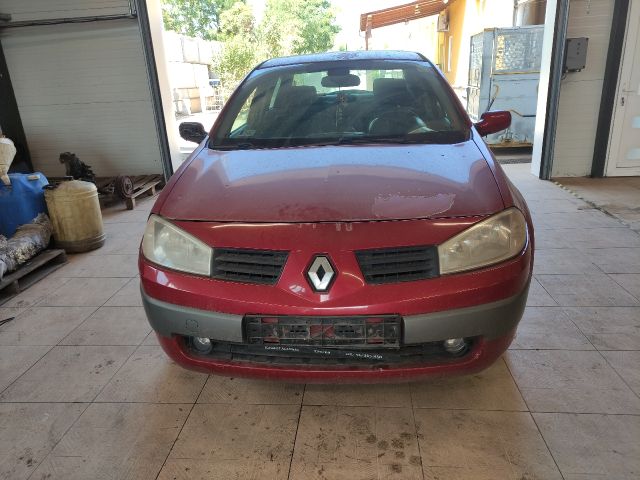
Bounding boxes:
140 51 533 383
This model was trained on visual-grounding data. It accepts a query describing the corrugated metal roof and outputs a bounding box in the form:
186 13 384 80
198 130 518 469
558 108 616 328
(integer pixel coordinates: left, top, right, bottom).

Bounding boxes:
359 0 452 31
257 50 426 69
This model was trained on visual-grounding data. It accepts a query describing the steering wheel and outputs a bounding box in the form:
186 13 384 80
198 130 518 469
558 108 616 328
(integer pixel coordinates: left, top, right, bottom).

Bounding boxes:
368 107 431 135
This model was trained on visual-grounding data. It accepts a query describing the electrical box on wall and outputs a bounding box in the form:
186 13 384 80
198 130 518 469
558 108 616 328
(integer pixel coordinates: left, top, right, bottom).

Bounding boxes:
437 11 449 32
564 37 588 72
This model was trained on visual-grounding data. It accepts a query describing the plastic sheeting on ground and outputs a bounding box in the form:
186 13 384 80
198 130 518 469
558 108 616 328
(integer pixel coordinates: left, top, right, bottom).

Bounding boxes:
0 213 52 281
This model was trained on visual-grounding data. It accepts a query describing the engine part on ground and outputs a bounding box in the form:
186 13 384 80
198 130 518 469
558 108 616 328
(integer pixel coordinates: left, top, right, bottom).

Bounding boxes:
59 152 96 183
0 172 49 238
114 175 134 198
44 179 105 253
0 213 52 281
0 137 17 186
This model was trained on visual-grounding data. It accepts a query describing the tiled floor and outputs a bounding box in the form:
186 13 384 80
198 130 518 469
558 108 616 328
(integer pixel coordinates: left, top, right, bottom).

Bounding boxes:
555 175 640 233
1 164 639 480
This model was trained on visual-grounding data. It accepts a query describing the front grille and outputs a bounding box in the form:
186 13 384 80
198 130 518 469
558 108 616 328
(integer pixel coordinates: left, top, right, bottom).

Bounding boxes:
355 245 439 284
185 338 472 366
211 248 288 285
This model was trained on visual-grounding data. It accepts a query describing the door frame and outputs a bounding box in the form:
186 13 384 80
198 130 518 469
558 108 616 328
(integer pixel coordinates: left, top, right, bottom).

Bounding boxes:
604 0 640 176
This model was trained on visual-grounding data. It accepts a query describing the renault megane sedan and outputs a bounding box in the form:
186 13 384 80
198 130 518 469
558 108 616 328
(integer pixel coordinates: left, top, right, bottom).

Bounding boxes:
140 51 533 383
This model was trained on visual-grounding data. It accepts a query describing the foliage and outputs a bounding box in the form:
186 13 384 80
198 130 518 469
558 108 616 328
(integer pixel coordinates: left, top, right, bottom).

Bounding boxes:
162 0 340 90
215 0 340 90
161 0 237 40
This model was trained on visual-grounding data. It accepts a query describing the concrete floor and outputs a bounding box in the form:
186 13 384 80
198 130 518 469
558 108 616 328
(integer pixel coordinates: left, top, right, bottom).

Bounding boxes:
555 176 640 233
1 164 640 480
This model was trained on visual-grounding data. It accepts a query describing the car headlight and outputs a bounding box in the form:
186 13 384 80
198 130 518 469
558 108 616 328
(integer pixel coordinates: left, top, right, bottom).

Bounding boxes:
142 214 212 276
438 208 527 275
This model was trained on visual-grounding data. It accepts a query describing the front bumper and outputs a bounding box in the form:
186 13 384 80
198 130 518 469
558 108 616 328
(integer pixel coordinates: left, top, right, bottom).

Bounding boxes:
142 286 528 345
141 284 528 383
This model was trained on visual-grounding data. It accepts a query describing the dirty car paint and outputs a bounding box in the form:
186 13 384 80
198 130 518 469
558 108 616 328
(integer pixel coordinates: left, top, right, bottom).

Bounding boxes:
160 141 504 222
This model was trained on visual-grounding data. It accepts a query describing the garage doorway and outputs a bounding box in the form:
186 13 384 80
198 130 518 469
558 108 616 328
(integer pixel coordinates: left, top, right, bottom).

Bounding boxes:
605 0 640 176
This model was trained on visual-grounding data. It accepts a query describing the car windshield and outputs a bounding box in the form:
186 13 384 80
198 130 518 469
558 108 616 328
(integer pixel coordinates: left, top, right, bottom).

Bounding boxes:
210 60 469 149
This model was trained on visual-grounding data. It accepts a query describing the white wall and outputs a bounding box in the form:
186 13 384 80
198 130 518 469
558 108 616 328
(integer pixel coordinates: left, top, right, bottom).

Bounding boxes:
0 0 165 177
551 0 615 177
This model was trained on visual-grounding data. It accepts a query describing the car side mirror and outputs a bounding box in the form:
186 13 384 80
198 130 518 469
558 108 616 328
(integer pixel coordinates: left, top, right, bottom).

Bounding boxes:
474 111 511 136
179 122 207 143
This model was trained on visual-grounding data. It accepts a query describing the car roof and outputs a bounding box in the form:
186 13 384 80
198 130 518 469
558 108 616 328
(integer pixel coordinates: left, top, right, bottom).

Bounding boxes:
256 50 427 69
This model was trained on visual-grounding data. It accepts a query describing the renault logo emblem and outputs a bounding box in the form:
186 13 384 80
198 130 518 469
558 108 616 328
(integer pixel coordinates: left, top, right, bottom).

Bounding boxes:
307 255 336 292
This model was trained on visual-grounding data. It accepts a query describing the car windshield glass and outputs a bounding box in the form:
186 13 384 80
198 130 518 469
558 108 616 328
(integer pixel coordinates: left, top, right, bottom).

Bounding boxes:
210 60 469 149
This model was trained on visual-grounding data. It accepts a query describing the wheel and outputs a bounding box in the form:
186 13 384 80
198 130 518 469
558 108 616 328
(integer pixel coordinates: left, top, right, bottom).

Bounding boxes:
114 175 134 199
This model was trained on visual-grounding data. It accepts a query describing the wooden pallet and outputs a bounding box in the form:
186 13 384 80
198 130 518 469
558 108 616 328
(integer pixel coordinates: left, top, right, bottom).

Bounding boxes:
0 249 67 304
125 175 163 210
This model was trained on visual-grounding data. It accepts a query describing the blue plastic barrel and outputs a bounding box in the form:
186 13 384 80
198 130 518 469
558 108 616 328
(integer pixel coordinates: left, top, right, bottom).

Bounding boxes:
0 172 49 238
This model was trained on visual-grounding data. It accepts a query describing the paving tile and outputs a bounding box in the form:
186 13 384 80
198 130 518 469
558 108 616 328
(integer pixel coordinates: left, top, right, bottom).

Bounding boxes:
169 403 299 462
564 307 640 350
534 227 640 250
511 307 593 350
88 232 143 255
291 405 420 477
532 211 623 230
536 274 639 306
143 331 160 345
30 456 164 480
533 249 601 275
303 382 412 407
158 459 289 480
526 277 557 306
52 402 189 457
424 466 515 479
534 413 640 479
411 359 527 411
600 350 640 396
0 276 72 309
104 277 143 306
290 461 423 480
57 254 139 277
611 273 640 300
0 402 86 480
414 409 561 479
102 209 152 224
583 248 640 274
103 221 147 238
96 346 207 403
60 306 150 346
0 306 95 346
38 277 129 307
198 375 303 405
0 345 134 402
526 198 588 214
0 345 51 393
32 402 190 480
0 307 26 324
505 350 640 414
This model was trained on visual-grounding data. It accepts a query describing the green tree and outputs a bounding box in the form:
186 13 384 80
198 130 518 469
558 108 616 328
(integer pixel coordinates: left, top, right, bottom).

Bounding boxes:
260 0 339 56
214 2 258 93
214 0 340 90
161 0 238 40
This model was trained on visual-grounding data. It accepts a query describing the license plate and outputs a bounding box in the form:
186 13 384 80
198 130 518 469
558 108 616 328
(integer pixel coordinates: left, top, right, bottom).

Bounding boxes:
244 315 401 348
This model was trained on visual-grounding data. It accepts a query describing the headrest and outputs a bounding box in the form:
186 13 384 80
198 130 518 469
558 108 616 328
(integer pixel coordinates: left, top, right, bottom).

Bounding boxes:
373 78 408 97
274 85 317 108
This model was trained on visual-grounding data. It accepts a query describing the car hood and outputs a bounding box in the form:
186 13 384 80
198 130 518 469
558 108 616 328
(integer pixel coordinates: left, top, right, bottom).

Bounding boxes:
161 141 504 222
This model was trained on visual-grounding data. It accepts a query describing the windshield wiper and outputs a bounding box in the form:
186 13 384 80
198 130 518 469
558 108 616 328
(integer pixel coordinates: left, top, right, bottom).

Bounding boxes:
212 141 257 150
333 136 426 145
